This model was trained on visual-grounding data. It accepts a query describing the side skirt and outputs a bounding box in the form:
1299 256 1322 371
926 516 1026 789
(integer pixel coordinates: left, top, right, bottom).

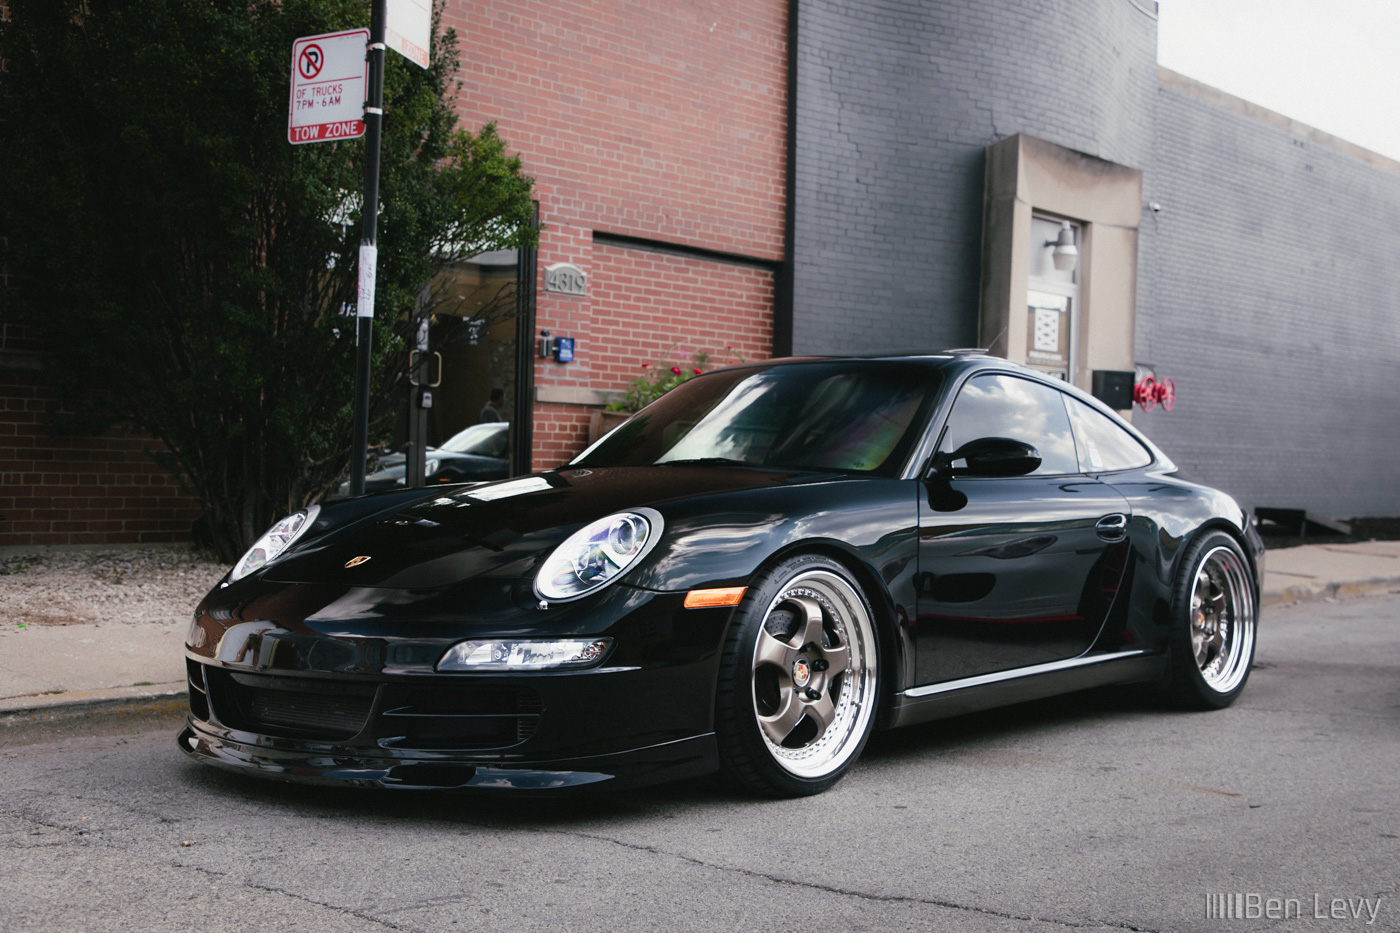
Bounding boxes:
885 650 1164 729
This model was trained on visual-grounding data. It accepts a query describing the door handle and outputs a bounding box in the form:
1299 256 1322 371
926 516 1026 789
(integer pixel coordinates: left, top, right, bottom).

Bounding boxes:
1096 514 1128 541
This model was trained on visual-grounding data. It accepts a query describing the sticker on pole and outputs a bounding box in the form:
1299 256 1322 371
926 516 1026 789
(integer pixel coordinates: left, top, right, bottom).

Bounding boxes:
386 0 432 69
289 29 369 145
357 244 378 318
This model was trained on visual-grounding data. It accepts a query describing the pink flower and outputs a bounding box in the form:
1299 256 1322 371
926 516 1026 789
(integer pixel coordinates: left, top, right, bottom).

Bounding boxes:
671 366 682 375
641 363 650 369
693 368 702 375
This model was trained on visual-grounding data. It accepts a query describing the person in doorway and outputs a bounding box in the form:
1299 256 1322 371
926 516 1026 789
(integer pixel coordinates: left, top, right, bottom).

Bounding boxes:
479 387 505 424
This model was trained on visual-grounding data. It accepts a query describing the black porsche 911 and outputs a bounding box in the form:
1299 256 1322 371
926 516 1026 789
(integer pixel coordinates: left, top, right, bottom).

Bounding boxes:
180 352 1262 797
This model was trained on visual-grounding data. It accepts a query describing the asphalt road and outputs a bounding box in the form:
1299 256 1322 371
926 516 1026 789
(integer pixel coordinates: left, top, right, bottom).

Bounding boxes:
1 594 1397 933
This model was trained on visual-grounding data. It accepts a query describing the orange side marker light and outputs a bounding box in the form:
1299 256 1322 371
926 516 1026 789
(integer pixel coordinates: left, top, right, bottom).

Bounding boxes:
683 586 747 609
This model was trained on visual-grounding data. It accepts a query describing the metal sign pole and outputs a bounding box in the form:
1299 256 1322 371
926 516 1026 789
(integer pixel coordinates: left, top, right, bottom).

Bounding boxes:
349 0 388 497
406 297 430 488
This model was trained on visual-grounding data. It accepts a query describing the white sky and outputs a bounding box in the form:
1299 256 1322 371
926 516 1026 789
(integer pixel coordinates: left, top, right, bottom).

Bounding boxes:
1157 0 1400 162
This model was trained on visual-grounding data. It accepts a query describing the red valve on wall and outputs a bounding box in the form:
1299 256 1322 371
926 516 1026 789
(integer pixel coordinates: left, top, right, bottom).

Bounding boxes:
1133 376 1175 411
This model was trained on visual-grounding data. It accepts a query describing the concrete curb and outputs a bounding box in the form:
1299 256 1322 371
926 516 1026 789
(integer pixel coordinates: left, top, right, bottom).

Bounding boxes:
0 684 188 748
1261 576 1400 608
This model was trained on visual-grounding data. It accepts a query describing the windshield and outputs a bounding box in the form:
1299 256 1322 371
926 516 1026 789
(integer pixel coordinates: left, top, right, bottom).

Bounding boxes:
439 423 509 457
573 361 940 475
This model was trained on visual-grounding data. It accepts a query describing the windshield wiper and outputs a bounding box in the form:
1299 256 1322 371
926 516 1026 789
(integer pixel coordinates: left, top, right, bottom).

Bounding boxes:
656 457 755 467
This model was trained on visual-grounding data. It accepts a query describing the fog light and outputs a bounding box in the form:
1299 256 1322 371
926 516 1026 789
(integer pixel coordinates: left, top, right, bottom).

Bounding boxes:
437 638 613 672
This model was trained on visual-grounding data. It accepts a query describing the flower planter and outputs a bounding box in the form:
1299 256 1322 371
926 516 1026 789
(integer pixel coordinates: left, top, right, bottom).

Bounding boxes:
588 409 632 444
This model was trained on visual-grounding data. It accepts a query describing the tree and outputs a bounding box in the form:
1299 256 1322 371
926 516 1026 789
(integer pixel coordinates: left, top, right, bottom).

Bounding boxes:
0 0 536 560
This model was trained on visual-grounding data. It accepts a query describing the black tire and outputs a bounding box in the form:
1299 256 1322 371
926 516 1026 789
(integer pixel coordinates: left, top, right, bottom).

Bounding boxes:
1165 530 1258 710
714 554 880 797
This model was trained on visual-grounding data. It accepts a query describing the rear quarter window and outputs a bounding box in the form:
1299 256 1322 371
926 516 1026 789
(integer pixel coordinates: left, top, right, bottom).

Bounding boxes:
1065 396 1153 472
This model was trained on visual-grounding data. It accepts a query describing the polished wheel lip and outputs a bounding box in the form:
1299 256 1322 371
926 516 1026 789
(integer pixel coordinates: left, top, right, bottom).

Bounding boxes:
1190 545 1255 694
750 569 876 779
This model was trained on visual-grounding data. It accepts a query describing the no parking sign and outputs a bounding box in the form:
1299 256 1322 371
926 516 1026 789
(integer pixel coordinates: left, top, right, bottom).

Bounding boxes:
288 29 369 145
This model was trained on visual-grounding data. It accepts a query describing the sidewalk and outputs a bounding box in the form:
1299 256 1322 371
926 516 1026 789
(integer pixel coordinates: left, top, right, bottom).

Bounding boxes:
3 540 1400 744
1261 538 1400 605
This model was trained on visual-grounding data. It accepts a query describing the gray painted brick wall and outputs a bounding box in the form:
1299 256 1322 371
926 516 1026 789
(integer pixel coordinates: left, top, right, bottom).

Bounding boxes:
1136 86 1400 517
792 0 1158 353
793 0 1399 517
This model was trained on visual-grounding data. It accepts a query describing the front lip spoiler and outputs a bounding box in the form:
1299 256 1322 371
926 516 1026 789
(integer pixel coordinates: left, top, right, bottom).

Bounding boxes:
178 722 719 793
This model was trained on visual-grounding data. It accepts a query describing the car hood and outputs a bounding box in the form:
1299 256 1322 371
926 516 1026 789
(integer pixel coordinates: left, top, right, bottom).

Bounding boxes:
261 466 818 590
362 450 503 485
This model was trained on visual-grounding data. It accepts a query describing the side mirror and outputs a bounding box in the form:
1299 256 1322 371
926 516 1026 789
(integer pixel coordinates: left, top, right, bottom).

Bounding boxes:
929 437 1042 479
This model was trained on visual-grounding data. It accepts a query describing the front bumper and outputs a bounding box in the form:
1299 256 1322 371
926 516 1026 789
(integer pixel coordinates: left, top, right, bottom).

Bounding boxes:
178 720 718 792
178 652 723 792
178 582 736 792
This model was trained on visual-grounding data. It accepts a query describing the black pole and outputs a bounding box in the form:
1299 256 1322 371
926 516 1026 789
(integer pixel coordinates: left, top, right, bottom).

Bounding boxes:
405 295 430 488
350 0 387 497
511 202 539 477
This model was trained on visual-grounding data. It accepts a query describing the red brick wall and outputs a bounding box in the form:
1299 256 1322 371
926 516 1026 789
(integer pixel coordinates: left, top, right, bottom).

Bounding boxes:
589 244 773 387
447 0 787 260
0 321 199 548
530 243 775 468
532 401 595 470
446 0 788 470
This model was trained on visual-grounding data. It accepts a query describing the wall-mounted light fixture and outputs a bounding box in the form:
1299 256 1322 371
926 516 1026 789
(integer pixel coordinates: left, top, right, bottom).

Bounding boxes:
1046 220 1079 273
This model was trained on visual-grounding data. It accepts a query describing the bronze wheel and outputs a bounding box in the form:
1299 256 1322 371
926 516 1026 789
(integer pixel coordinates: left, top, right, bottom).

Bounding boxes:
716 555 879 796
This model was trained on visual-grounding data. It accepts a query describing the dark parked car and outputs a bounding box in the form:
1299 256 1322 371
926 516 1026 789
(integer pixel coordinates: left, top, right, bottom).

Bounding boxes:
346 422 510 494
181 353 1261 797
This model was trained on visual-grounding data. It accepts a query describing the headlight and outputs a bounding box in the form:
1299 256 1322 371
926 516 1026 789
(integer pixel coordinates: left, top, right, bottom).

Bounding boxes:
424 458 440 476
534 508 663 601
229 505 320 583
437 638 613 671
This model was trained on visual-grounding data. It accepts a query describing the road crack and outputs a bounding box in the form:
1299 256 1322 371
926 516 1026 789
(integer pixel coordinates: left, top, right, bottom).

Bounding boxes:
535 828 1169 933
158 859 418 932
0 800 413 932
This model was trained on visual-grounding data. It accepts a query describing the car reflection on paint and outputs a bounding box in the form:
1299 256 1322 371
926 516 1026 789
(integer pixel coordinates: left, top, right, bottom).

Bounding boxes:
338 422 510 495
180 352 1262 797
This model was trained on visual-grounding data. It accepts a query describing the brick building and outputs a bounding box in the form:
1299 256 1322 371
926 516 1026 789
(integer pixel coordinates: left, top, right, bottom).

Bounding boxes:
0 319 199 548
4 0 1398 547
442 0 787 470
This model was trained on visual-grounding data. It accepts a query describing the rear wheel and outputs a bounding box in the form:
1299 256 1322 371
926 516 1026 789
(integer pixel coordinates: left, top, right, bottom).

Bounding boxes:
1166 531 1257 709
715 555 879 797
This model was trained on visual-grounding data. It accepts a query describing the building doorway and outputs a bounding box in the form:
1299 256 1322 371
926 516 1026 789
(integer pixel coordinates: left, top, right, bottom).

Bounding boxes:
426 249 520 446
392 244 534 481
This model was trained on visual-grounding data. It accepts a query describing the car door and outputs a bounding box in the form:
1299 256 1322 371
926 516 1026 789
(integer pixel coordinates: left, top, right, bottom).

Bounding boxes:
914 372 1132 685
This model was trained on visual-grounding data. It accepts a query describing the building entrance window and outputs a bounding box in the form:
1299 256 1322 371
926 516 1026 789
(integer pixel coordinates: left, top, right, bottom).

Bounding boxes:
1025 215 1080 382
392 247 530 482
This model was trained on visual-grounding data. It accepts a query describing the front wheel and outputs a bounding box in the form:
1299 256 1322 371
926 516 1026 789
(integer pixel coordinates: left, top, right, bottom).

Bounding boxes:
1165 531 1258 709
715 555 880 797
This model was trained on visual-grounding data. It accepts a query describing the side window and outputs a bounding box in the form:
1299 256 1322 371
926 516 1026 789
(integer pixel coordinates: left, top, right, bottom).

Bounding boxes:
1065 396 1153 472
938 373 1080 475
